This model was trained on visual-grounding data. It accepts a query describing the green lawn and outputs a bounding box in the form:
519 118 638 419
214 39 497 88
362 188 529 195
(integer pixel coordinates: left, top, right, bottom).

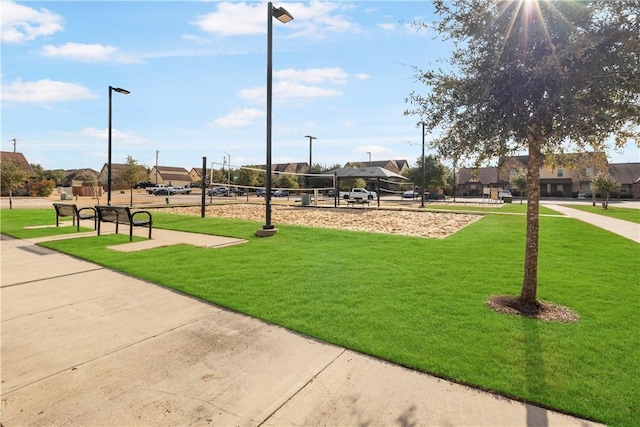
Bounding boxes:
561 204 640 224
423 202 559 215
1 208 638 427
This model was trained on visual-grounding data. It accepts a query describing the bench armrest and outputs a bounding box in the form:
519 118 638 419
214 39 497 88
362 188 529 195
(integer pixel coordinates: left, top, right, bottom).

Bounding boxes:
131 210 152 224
77 206 96 217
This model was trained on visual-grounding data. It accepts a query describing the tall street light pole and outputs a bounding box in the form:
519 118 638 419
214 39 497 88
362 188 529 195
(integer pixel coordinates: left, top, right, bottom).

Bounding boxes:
305 135 316 173
367 151 371 166
418 121 426 208
155 150 159 184
259 2 293 237
224 151 231 192
107 85 130 206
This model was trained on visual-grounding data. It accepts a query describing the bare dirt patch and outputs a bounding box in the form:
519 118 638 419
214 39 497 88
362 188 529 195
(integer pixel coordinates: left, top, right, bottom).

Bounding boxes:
486 295 579 323
164 204 482 239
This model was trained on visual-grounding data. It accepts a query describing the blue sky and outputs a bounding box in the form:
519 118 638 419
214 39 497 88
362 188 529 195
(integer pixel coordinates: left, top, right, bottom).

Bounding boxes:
2 0 638 173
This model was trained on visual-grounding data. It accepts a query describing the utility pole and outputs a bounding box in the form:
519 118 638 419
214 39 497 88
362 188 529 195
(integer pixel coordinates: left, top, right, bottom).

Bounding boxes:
366 151 371 166
10 138 17 152
155 150 159 184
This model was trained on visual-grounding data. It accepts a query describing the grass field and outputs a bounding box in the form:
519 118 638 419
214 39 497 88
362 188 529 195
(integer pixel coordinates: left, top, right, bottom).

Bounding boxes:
423 202 559 215
561 204 640 224
1 208 638 427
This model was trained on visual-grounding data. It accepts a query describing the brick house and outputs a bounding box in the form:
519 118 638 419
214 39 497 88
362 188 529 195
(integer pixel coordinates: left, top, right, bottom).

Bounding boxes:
457 153 639 198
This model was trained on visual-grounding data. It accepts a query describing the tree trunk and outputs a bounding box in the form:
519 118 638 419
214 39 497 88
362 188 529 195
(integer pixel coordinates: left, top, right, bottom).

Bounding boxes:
130 187 134 207
9 189 13 210
520 136 541 305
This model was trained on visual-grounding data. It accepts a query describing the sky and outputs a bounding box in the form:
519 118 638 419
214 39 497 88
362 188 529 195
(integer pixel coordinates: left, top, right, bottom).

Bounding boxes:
2 0 638 174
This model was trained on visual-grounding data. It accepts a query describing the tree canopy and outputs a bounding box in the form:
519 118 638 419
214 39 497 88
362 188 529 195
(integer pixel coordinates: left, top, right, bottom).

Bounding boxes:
406 0 639 307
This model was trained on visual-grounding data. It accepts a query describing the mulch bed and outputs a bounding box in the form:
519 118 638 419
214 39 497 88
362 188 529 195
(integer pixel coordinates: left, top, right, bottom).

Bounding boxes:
486 295 579 323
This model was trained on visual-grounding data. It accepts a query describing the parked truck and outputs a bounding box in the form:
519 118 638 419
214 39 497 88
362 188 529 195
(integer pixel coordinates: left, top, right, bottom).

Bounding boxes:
339 188 377 202
145 184 171 194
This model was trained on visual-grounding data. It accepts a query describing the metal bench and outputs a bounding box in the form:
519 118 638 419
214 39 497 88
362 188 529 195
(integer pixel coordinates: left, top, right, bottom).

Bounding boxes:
53 203 97 232
95 205 153 241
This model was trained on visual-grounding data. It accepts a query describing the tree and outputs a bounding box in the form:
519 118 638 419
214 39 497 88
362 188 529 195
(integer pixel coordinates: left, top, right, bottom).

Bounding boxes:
510 169 528 204
406 1 639 309
1 159 29 209
116 155 148 206
590 172 619 209
75 170 102 205
235 167 261 188
31 179 55 197
406 155 446 194
275 173 299 190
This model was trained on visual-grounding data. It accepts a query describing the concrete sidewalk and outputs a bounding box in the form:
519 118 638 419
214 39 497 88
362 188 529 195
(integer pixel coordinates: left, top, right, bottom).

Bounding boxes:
1 232 603 426
542 203 640 243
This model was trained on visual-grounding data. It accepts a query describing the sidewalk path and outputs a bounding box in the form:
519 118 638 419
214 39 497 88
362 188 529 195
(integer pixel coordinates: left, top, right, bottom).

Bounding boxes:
542 203 640 243
0 232 604 426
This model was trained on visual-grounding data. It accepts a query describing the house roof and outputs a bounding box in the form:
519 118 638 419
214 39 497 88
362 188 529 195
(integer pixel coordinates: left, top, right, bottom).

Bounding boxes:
161 173 191 182
344 159 409 173
155 165 188 173
0 151 34 175
609 162 640 185
324 166 407 180
457 167 498 184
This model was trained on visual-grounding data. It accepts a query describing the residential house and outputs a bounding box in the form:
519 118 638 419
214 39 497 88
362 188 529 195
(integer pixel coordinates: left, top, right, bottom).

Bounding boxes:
609 163 640 199
147 166 190 187
61 168 102 197
98 163 152 190
344 159 410 176
0 151 35 195
457 154 639 198
457 166 499 196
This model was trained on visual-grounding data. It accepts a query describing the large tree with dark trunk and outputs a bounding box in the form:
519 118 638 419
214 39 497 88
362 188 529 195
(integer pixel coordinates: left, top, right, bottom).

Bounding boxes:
406 0 639 308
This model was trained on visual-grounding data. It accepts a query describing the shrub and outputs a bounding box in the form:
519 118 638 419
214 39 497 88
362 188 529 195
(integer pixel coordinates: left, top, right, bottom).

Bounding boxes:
31 179 55 197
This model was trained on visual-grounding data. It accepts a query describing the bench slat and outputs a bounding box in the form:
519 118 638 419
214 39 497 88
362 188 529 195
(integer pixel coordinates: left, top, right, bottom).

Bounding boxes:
95 205 152 241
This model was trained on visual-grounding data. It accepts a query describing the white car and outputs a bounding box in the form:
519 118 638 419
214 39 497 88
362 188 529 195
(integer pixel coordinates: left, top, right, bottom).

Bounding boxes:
498 190 512 200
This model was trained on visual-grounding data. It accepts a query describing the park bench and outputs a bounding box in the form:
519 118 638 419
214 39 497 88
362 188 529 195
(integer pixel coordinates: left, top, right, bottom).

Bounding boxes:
53 203 97 232
95 205 153 241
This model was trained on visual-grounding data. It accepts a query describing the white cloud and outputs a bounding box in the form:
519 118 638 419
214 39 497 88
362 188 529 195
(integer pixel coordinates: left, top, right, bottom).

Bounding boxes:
354 73 371 80
1 0 64 44
40 42 142 64
70 127 148 145
355 145 393 155
1 79 96 103
191 2 264 36
239 67 365 103
275 67 350 85
239 81 342 103
207 108 265 128
377 23 396 31
190 1 359 39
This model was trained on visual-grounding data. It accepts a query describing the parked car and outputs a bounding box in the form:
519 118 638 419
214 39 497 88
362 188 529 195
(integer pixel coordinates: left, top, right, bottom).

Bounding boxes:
231 188 245 195
402 190 419 198
172 186 191 195
327 189 337 197
273 190 289 197
498 190 512 200
256 188 266 197
153 188 176 196
207 187 227 196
